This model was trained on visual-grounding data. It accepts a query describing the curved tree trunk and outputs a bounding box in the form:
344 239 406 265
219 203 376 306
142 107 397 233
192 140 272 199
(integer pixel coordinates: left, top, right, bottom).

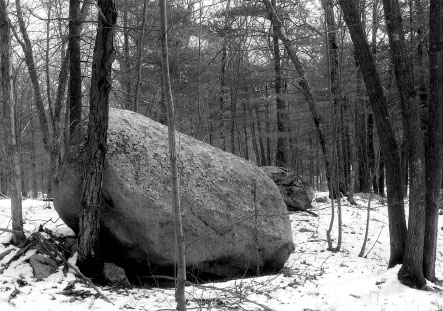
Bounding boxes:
262 0 333 195
78 0 117 276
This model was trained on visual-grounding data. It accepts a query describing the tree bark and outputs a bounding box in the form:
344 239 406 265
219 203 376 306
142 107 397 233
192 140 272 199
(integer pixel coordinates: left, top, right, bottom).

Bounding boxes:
414 0 427 114
133 0 148 113
122 6 132 110
159 1 186 310
30 118 38 198
218 0 231 152
78 0 117 277
339 0 407 267
271 0 286 167
69 0 82 135
242 103 249 160
322 0 343 194
382 0 426 288
423 0 443 282
0 0 25 244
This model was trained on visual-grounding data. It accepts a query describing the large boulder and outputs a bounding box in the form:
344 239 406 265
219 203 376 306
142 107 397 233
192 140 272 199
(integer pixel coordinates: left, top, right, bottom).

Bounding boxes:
54 108 294 278
261 166 314 212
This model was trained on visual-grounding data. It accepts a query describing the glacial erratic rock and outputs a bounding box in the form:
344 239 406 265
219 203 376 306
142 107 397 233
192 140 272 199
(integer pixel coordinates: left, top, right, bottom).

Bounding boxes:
54 108 294 279
261 166 314 212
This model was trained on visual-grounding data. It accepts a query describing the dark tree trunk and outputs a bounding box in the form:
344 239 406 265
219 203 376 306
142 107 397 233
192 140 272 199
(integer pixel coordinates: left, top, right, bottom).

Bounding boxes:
414 0 427 116
242 104 249 160
265 98 271 164
254 98 267 166
78 0 117 277
230 86 237 155
382 0 426 288
423 0 443 282
367 113 376 192
400 138 408 197
1 0 25 244
133 0 148 112
262 0 333 195
219 43 227 151
378 151 386 196
272 0 286 167
339 0 407 267
249 98 261 164
69 0 82 136
122 7 132 110
323 0 344 196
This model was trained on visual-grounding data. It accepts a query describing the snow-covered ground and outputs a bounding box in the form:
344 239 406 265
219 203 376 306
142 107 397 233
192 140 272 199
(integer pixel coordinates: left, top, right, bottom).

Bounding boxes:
1 194 443 311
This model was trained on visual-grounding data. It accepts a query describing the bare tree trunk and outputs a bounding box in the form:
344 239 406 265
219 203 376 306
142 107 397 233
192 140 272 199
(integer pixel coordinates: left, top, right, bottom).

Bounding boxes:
122 6 132 110
69 0 82 135
414 0 427 112
78 0 117 277
133 0 148 113
338 0 407 268
423 0 443 282
322 0 342 191
159 1 186 309
15 0 51 155
219 44 227 151
243 104 249 160
382 0 426 288
265 99 271 165
271 0 286 167
255 101 267 166
218 0 230 151
1 0 25 244
30 119 38 198
249 93 261 164
45 1 53 122
262 0 333 194
230 87 237 154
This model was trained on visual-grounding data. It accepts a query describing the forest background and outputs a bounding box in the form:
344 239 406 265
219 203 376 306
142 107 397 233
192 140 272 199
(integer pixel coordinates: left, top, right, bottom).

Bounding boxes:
2 0 403 199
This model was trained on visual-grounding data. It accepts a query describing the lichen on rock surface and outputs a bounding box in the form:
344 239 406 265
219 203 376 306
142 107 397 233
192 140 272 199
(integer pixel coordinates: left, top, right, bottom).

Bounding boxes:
54 108 294 279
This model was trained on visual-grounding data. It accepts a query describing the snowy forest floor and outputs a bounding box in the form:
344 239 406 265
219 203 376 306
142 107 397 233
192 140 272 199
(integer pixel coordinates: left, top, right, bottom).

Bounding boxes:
1 193 443 311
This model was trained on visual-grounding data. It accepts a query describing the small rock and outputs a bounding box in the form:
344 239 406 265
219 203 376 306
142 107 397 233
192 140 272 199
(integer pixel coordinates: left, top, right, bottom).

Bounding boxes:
298 228 314 233
315 196 329 203
29 254 58 280
103 262 130 287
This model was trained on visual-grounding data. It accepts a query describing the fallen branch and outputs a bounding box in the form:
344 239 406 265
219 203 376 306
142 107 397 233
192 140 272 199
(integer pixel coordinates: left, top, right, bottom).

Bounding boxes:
0 247 15 261
364 225 384 258
1 228 113 305
146 274 277 311
0 227 22 234
32 232 113 305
